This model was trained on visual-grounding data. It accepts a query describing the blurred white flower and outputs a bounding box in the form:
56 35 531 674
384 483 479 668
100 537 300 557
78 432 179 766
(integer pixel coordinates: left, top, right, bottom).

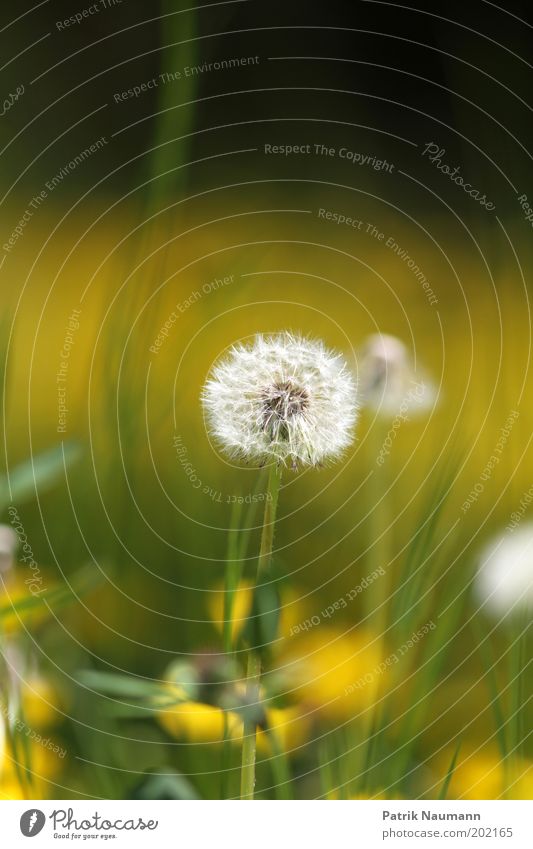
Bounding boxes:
358 334 435 417
202 332 358 467
0 713 4 769
475 524 533 617
0 525 17 574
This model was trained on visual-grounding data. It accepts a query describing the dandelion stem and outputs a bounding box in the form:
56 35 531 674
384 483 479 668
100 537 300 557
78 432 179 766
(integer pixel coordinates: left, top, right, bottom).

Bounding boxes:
240 463 282 800
220 501 242 800
240 650 262 800
223 501 243 656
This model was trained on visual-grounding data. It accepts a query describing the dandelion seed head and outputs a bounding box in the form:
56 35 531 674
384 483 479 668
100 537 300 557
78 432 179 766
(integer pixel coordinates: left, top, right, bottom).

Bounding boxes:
202 332 358 467
0 525 18 574
359 333 436 417
475 524 533 618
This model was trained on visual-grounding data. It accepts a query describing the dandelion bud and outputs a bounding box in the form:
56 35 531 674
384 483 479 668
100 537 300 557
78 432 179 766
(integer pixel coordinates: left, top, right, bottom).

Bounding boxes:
202 333 358 467
358 333 435 417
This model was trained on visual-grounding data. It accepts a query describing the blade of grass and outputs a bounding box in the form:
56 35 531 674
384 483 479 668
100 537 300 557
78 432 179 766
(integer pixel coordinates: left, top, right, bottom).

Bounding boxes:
389 575 469 792
391 451 462 638
439 737 462 799
471 615 508 760
77 670 174 702
509 614 529 758
318 732 336 799
264 721 293 800
0 442 82 512
0 563 104 625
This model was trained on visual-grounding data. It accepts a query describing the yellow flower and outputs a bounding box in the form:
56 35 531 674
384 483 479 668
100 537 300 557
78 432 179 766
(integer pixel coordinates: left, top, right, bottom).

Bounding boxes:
157 699 309 756
1 736 64 799
257 705 309 755
326 788 402 800
0 574 51 635
274 627 383 721
209 583 314 645
209 582 253 644
0 778 25 800
351 789 401 799
22 677 63 730
437 748 533 800
509 762 533 799
23 740 64 787
157 701 242 745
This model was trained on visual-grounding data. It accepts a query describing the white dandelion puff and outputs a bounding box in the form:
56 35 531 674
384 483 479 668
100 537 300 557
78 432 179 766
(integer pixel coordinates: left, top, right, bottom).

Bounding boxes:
0 710 5 767
0 525 18 574
201 332 358 467
475 524 533 618
359 333 436 417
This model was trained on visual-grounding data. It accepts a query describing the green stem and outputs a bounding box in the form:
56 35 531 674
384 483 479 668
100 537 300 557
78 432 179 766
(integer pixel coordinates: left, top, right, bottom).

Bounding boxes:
240 650 262 800
146 0 197 214
368 420 391 639
223 501 243 656
220 501 242 799
266 723 293 800
240 463 282 800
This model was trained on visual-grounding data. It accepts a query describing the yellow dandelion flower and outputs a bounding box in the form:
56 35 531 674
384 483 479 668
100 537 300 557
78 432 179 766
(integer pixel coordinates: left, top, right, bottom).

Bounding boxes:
437 748 533 800
21 677 63 730
157 701 242 745
274 626 383 721
208 582 253 644
0 573 52 635
157 697 309 758
208 582 315 645
257 705 310 755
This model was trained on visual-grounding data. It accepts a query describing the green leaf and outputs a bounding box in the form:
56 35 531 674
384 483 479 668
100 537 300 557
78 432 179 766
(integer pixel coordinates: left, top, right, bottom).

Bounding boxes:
102 702 169 719
0 564 103 625
77 670 177 703
0 442 82 511
133 769 199 800
5 718 33 793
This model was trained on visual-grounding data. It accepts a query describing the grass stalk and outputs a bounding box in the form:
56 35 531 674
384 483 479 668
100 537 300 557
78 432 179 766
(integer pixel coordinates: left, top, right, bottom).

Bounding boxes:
240 463 282 800
366 420 392 638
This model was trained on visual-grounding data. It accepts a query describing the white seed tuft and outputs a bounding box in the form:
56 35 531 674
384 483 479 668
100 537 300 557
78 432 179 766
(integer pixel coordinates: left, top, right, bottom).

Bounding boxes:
359 333 436 417
475 524 533 618
0 525 18 574
202 333 358 467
